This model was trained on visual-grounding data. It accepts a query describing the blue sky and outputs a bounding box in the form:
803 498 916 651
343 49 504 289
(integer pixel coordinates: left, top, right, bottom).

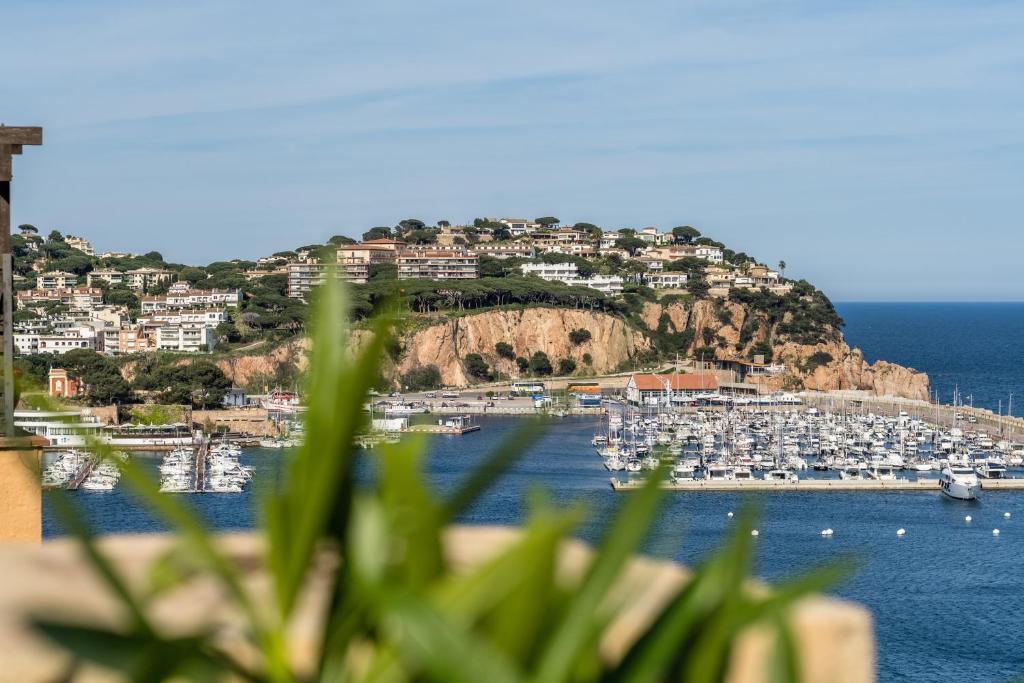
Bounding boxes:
2 0 1022 300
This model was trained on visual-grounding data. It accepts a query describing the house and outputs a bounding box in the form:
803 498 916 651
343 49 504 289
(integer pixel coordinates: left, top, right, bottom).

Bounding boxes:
141 285 241 312
578 275 624 296
37 333 97 355
625 373 719 406
36 271 76 290
499 218 541 236
397 249 478 280
645 272 688 289
336 243 398 283
155 323 215 353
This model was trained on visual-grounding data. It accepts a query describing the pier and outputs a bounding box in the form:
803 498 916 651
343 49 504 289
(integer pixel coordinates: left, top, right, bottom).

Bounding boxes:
64 456 97 491
405 423 481 435
609 477 1024 492
193 441 207 493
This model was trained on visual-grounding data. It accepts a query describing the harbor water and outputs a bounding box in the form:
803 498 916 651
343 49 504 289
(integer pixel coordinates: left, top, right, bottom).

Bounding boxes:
43 302 1024 681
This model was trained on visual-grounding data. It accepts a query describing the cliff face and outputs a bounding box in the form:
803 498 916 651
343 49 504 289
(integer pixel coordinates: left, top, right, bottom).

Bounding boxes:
398 309 649 386
214 299 928 401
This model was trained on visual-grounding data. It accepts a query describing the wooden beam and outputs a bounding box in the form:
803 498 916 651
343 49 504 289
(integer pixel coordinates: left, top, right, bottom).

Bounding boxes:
0 127 43 145
0 147 11 182
9 146 21 155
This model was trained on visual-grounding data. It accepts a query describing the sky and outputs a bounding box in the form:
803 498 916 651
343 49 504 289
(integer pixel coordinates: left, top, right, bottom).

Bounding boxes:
2 0 1022 301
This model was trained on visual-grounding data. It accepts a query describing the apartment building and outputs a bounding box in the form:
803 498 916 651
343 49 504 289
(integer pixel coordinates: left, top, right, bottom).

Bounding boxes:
141 285 241 312
86 269 126 287
578 275 624 296
287 260 326 299
520 262 579 281
64 235 95 256
36 271 77 290
469 243 535 259
125 267 175 291
17 288 103 310
37 333 97 354
499 218 542 236
645 272 688 289
156 323 215 353
336 243 398 284
397 249 478 280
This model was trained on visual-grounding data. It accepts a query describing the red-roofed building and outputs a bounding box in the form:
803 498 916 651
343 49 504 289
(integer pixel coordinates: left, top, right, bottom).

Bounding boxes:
626 373 718 406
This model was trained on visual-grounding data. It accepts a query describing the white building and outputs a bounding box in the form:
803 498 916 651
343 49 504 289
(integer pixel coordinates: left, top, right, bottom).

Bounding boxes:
645 272 688 289
520 262 579 281
36 271 77 290
87 269 126 287
578 275 624 296
141 285 241 312
397 249 479 280
155 323 215 353
37 333 97 354
693 245 724 263
287 260 326 299
65 235 95 256
499 218 542 236
125 268 174 292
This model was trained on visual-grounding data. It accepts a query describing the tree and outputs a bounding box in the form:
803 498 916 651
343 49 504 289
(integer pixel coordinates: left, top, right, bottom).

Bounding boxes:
61 349 133 406
479 256 507 278
437 220 450 228
179 267 208 285
48 230 64 242
463 353 491 381
369 263 397 280
401 365 442 391
672 226 701 243
569 328 592 346
778 260 787 278
582 352 593 366
528 351 552 376
328 235 357 246
396 219 426 233
614 236 647 256
535 217 559 228
749 341 773 363
558 358 577 375
495 342 515 360
362 227 392 241
18 224 38 234
686 278 710 298
515 356 529 374
692 346 717 361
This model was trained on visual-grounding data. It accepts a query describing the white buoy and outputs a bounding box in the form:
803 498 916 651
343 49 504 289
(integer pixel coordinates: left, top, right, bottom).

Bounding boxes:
821 528 833 536
1005 512 1012 519
896 528 906 536
965 515 973 523
751 529 759 537
993 529 1001 536
727 511 734 518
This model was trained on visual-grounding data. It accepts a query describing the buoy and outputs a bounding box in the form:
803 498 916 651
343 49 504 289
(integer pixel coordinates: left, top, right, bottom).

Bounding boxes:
993 529 1001 536
1005 512 1012 519
896 528 906 536
965 516 972 523
751 529 759 537
727 511 734 518
821 528 833 536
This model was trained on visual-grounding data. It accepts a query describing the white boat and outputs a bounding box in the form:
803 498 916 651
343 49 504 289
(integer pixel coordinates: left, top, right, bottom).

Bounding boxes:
866 465 898 481
939 466 980 500
976 460 1007 480
764 469 799 483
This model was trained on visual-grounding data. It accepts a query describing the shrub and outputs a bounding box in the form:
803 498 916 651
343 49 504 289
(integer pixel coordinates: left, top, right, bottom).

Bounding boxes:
568 328 592 346
463 353 491 381
558 358 577 375
582 352 593 365
803 351 834 372
495 341 515 360
749 341 774 363
515 356 529 373
528 351 553 376
400 364 442 391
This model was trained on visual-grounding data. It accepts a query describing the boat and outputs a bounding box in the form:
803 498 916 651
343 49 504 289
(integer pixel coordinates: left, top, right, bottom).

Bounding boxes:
939 466 980 500
764 469 799 483
976 460 1007 480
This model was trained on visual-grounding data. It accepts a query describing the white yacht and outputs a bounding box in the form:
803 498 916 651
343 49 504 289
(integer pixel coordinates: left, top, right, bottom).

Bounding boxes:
765 469 799 483
939 466 980 500
976 460 1007 480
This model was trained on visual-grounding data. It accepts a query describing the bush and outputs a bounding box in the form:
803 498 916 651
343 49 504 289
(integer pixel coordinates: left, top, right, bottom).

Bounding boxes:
515 356 529 373
495 341 515 360
749 341 773 363
803 351 834 372
568 328 592 346
463 353 491 381
558 358 577 375
528 351 553 376
400 364 442 391
582 352 593 366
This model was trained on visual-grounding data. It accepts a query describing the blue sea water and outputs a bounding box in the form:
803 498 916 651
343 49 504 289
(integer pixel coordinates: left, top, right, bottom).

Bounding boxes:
43 303 1024 681
837 302 1024 414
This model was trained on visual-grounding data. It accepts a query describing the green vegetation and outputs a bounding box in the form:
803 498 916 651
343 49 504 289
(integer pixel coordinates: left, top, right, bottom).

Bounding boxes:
495 341 515 360
37 274 843 682
528 351 552 376
400 364 442 391
463 353 492 381
59 349 133 406
802 351 835 373
568 328 592 345
558 357 577 375
129 355 231 408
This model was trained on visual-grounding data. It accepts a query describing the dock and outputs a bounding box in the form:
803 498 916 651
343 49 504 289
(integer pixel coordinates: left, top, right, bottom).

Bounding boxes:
65 456 98 491
404 424 481 435
609 477 1024 492
193 441 207 493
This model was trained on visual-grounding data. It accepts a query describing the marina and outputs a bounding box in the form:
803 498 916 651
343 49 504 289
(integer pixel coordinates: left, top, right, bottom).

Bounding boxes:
610 476 1024 491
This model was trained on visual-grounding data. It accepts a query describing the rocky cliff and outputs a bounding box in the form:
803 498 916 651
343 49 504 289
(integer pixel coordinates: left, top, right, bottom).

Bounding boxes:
213 298 928 401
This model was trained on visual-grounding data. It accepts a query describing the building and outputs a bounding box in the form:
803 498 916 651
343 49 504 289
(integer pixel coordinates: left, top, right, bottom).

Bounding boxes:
13 334 39 354
142 309 229 326
48 369 81 398
155 323 215 353
16 287 103 310
336 243 399 283
469 243 535 259
578 275 624 296
86 269 126 287
499 218 542 236
141 285 241 312
125 268 174 291
645 272 688 289
36 271 77 290
64 235 95 256
625 373 719 406
37 333 97 355
397 249 479 280
287 260 326 299
520 262 579 281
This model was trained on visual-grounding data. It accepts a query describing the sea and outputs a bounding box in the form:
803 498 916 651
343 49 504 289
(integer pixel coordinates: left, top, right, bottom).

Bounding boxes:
42 302 1024 682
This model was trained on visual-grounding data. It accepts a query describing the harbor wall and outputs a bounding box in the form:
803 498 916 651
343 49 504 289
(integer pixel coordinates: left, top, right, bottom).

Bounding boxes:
801 391 1024 442
191 408 283 437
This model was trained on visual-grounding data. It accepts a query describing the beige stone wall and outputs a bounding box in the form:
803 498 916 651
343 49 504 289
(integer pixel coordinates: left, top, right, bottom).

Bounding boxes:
0 438 47 543
192 408 283 436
